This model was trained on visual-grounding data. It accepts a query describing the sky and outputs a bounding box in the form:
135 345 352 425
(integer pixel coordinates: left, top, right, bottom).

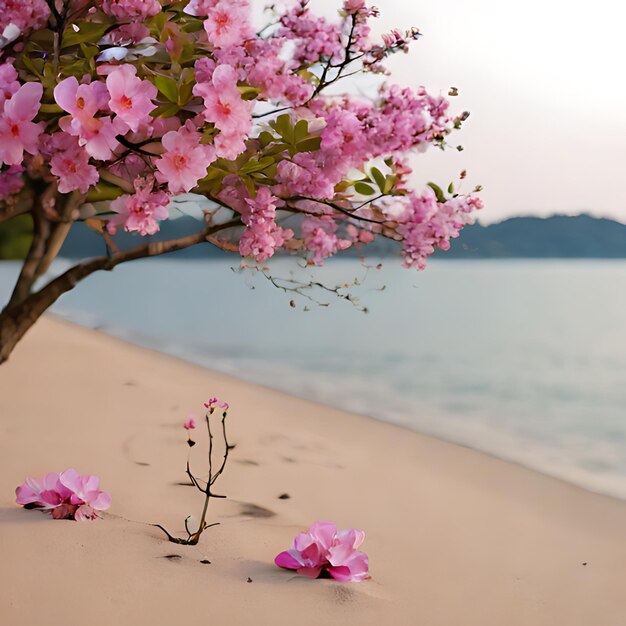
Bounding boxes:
288 1 626 224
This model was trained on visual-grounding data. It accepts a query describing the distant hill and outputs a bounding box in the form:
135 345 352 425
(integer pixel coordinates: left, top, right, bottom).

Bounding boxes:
438 215 626 259
51 213 626 260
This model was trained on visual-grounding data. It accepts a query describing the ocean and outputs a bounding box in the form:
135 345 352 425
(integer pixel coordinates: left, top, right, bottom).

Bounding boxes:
2 258 626 499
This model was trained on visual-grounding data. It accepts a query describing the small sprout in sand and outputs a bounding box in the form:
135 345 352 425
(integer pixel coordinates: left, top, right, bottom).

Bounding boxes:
15 469 111 521
155 397 233 545
275 521 370 582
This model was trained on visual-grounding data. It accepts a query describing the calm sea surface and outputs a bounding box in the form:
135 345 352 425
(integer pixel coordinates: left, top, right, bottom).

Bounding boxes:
2 258 626 498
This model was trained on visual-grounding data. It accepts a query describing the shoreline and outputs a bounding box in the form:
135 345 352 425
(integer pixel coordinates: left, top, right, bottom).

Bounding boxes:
47 311 626 504
1 316 626 625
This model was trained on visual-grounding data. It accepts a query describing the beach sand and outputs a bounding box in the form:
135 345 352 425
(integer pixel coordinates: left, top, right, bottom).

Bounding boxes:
1 316 625 625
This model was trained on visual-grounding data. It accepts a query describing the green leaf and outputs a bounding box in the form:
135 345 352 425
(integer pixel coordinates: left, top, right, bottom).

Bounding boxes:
354 182 376 195
447 182 455 195
79 42 99 61
29 28 55 49
240 175 256 197
295 136 322 153
39 103 64 114
264 142 289 156
370 167 386 191
258 131 274 147
238 85 260 101
177 81 194 106
20 54 44 78
151 102 180 118
86 183 125 203
149 10 167 36
240 156 275 174
294 119 309 143
427 182 447 203
62 22 111 48
383 174 396 195
153 75 179 103
274 114 294 143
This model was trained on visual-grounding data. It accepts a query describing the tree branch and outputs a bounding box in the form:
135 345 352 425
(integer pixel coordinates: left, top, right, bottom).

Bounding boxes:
0 188 35 223
29 218 241 308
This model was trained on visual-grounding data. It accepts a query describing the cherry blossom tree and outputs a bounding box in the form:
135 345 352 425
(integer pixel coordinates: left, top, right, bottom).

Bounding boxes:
0 0 482 364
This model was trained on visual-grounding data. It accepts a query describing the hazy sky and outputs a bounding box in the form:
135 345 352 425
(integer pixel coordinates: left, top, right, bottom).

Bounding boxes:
298 1 626 223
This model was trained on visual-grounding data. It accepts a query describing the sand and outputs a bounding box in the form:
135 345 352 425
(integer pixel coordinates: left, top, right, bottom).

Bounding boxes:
1 316 626 625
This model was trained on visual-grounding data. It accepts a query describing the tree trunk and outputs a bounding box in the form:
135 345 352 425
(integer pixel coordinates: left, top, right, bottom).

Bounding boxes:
0 301 47 365
0 256 109 365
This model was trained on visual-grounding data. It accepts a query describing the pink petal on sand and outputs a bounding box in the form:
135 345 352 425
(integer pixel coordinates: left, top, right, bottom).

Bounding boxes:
274 550 302 570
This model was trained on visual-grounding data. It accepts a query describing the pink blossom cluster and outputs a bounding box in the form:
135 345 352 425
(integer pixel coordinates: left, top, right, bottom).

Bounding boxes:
388 189 484 269
301 216 352 264
194 64 252 160
0 0 50 39
317 87 450 168
101 0 162 20
275 521 369 582
0 0 482 270
280 1 344 65
239 187 293 262
15 469 111 521
108 176 169 235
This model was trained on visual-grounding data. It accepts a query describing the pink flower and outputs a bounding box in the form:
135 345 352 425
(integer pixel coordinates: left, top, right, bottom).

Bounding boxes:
106 64 157 132
55 77 125 160
184 415 197 430
15 469 111 521
107 176 170 236
275 521 369 582
203 0 252 49
0 61 20 108
344 0 366 12
325 528 369 582
54 76 109 122
58 469 112 520
213 129 248 160
194 64 253 150
49 133 99 194
101 0 162 20
155 122 216 193
0 82 43 166
203 397 229 411
183 0 218 16
15 472 72 509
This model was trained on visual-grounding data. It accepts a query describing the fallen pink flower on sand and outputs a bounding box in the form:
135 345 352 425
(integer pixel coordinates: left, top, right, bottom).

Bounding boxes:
15 469 111 521
275 521 369 582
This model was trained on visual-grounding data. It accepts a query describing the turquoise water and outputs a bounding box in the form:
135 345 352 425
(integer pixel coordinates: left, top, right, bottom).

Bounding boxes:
2 258 626 498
